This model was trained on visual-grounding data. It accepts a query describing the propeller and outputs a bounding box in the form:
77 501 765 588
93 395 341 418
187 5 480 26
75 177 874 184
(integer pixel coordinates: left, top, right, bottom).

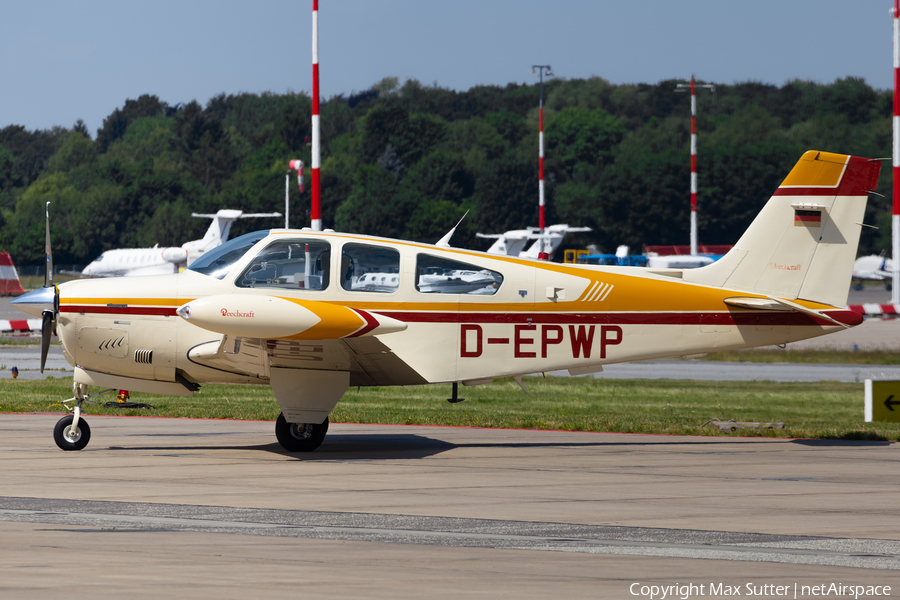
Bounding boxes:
39 201 58 374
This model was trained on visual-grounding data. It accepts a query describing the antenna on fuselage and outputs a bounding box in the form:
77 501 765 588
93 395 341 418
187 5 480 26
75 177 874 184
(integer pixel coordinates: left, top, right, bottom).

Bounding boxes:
436 210 470 248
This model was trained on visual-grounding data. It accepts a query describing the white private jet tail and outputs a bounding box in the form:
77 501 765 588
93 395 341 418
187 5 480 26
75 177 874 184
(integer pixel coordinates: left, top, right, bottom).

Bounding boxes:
186 210 283 254
477 224 591 258
683 151 881 308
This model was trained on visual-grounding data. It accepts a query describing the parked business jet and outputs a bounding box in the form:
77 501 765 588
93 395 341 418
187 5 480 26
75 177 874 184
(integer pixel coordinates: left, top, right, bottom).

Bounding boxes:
851 254 893 289
81 210 281 277
476 224 591 259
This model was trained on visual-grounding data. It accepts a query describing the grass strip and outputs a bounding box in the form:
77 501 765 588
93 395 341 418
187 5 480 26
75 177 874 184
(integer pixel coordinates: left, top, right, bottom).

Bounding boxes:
700 349 900 365
1 376 897 441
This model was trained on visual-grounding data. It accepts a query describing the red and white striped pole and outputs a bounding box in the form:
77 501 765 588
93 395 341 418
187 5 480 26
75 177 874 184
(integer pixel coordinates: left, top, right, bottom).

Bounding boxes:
311 0 322 231
690 76 698 257
539 88 546 259
533 65 552 260
893 0 899 304
676 76 713 256
287 159 305 229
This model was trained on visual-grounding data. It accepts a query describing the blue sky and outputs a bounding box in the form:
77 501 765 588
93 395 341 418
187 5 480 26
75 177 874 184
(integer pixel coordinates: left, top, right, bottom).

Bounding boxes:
0 0 892 135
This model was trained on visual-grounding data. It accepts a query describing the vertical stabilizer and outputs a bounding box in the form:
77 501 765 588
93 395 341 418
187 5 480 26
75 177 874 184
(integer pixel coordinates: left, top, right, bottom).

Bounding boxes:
191 210 244 252
683 151 881 307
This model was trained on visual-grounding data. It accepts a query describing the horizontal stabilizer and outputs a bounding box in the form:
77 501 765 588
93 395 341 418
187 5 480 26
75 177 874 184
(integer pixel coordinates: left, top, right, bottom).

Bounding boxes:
723 296 859 328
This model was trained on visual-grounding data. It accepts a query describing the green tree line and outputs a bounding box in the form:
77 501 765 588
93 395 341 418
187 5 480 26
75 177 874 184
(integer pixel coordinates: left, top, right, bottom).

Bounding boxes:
0 75 891 266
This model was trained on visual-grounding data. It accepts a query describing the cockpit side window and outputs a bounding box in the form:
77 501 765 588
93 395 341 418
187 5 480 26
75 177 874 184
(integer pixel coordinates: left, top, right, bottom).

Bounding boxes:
236 239 331 290
415 254 503 295
188 230 269 280
341 244 400 293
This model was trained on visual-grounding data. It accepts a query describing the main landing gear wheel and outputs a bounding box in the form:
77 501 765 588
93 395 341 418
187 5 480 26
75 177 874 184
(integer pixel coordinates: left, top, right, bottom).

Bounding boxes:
53 414 91 451
275 413 328 452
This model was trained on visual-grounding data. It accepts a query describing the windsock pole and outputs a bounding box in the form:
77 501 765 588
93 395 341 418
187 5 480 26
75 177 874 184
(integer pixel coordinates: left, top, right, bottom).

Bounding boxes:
893 0 899 304
285 173 290 228
311 0 321 231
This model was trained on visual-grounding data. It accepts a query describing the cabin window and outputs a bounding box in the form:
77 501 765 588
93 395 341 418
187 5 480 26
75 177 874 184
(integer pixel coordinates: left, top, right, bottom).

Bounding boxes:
236 239 331 290
415 254 503 295
341 244 400 293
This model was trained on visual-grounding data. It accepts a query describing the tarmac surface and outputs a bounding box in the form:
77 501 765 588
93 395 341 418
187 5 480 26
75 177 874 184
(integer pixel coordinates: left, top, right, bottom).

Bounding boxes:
0 415 898 598
2 291 900 597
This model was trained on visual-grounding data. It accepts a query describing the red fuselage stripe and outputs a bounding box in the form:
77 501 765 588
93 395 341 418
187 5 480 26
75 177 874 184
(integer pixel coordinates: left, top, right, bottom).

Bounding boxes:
379 310 861 328
347 309 379 338
59 305 862 328
61 305 177 317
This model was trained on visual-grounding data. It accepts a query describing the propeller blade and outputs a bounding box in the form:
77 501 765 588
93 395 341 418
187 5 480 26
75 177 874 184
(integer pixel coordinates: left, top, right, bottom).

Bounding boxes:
40 310 53 374
44 201 53 288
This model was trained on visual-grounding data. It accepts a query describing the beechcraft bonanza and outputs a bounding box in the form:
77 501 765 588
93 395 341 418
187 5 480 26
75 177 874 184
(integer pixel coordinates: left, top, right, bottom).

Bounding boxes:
81 209 281 277
12 151 880 452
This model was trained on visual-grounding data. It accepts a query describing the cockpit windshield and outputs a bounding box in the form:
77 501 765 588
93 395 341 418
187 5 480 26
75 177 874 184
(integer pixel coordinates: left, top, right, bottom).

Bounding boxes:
187 230 269 280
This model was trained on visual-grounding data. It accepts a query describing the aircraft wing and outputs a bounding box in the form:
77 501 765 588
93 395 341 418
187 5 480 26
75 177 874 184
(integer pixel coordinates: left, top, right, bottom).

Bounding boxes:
189 334 427 387
854 272 889 281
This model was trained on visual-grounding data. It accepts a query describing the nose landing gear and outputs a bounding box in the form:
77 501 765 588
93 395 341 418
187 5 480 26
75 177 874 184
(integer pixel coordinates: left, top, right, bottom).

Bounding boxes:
52 383 115 451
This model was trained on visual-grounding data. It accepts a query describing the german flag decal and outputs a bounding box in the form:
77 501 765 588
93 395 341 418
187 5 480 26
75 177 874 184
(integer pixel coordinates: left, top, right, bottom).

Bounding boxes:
794 208 822 227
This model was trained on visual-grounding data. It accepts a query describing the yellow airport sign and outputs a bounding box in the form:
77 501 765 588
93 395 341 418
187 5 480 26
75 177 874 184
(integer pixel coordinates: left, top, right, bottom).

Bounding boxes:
864 380 900 423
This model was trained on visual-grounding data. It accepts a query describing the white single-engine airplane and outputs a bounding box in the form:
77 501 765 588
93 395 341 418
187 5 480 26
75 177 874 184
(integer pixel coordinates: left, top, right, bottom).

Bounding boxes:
13 151 880 452
81 209 281 277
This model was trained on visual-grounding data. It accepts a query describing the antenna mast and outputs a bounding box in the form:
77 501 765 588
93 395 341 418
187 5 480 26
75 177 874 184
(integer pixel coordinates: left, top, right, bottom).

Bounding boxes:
893 0 899 303
676 75 714 256
311 0 322 231
532 64 553 260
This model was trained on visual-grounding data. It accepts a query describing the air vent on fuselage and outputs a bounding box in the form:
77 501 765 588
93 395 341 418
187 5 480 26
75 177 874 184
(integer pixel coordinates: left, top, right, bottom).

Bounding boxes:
134 349 153 364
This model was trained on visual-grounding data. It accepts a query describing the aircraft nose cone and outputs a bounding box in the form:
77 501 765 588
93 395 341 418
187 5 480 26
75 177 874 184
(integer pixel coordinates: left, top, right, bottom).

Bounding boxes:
10 287 55 318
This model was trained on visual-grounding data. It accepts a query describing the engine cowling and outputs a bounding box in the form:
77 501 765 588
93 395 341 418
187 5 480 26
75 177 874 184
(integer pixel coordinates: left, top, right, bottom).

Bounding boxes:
161 247 189 264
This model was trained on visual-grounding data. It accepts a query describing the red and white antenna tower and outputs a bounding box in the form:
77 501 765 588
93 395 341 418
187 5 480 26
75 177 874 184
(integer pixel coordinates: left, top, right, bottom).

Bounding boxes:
892 0 899 303
311 0 322 231
676 75 714 256
532 64 553 260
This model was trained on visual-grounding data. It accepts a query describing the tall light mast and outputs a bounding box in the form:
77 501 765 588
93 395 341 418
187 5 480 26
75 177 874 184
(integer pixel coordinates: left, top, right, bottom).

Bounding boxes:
532 64 552 259
893 0 899 303
676 76 714 256
311 0 322 231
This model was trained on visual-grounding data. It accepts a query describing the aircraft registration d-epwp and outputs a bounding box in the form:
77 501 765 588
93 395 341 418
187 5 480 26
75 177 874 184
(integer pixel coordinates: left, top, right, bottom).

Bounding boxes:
12 151 881 452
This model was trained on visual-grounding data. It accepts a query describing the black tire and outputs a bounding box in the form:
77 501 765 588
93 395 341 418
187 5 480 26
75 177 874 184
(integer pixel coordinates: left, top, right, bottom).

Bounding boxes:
53 414 91 451
275 413 328 452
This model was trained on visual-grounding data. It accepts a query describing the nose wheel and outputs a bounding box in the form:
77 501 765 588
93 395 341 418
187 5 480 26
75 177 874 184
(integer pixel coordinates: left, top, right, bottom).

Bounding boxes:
53 414 91 451
52 382 115 451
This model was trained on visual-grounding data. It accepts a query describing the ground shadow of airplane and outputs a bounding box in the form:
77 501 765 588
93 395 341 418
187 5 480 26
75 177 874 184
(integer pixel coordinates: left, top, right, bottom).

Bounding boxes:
101 431 883 460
